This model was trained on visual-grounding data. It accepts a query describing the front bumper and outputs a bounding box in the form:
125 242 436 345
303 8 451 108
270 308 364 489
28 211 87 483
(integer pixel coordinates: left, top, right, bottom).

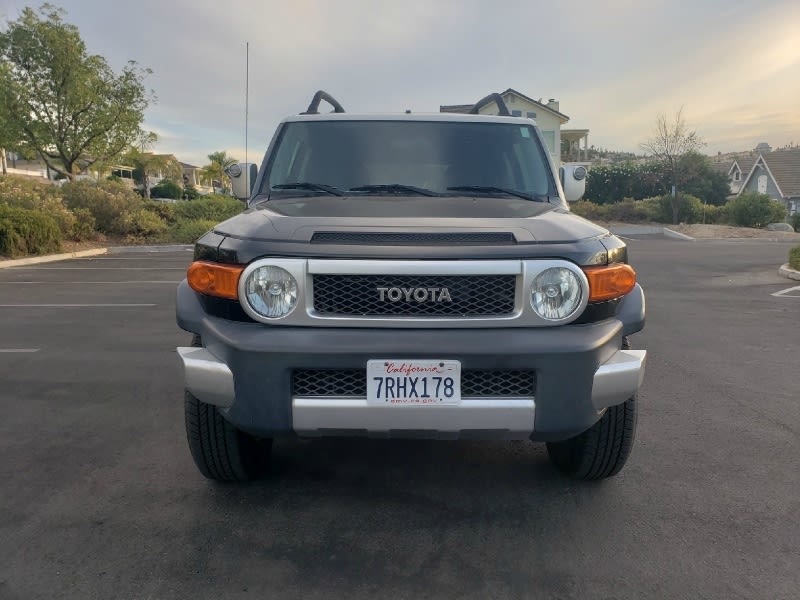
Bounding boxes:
176 281 646 441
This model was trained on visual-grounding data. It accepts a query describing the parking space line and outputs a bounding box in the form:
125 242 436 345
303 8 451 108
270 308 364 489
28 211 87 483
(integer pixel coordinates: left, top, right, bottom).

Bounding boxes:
772 285 800 298
0 303 157 308
0 348 40 353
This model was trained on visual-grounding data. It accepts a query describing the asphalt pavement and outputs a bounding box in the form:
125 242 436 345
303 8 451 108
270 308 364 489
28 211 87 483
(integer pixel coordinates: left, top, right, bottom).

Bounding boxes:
0 239 798 599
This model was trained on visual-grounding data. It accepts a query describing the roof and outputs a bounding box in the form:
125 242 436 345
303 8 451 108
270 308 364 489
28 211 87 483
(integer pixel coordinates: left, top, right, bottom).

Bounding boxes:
440 88 570 122
740 148 800 198
180 162 199 169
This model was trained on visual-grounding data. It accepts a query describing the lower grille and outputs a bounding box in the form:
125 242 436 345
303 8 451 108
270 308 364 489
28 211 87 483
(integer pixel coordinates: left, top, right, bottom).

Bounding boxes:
292 369 535 398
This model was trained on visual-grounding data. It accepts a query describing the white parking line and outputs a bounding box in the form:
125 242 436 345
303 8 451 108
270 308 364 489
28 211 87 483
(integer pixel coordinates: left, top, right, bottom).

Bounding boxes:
772 285 800 298
0 348 40 353
0 303 156 307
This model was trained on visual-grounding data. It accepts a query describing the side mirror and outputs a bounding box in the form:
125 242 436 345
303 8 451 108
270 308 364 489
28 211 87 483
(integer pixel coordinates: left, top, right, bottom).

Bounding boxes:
226 162 258 200
560 165 587 202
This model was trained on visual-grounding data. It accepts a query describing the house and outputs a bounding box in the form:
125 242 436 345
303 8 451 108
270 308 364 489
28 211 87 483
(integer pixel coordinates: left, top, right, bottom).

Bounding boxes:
738 148 800 217
440 88 583 164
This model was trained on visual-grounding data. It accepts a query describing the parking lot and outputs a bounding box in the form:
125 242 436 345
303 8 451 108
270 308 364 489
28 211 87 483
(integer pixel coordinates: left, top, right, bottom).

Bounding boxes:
1 239 798 599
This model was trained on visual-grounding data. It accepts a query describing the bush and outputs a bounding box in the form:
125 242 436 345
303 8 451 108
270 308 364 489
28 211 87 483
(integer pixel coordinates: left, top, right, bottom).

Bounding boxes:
642 194 704 224
570 200 607 221
61 180 142 233
170 219 219 244
111 209 168 239
727 192 787 228
183 184 200 200
173 195 243 222
69 207 96 241
790 213 800 232
790 246 800 270
604 198 651 223
142 200 177 225
0 205 62 257
151 179 183 200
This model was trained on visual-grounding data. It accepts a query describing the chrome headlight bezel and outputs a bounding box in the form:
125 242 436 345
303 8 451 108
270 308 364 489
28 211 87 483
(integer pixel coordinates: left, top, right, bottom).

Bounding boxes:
238 258 306 322
528 263 589 323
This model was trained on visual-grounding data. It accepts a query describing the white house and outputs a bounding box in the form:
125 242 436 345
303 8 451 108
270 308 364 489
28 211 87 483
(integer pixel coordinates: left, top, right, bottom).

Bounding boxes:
440 88 581 164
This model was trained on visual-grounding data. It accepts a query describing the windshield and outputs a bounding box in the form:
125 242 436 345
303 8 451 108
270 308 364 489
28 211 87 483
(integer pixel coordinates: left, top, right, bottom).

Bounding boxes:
261 120 556 198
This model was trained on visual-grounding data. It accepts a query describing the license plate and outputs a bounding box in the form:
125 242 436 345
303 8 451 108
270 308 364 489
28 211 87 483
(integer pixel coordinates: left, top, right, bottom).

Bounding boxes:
367 360 461 405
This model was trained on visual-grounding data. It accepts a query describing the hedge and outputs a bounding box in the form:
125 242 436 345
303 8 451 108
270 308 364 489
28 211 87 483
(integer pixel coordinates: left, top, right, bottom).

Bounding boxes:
789 246 800 271
0 205 62 257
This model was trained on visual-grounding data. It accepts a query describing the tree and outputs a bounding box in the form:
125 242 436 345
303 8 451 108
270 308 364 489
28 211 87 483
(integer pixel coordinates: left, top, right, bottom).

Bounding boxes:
124 132 182 199
202 151 237 194
640 107 705 223
676 151 730 206
0 5 151 180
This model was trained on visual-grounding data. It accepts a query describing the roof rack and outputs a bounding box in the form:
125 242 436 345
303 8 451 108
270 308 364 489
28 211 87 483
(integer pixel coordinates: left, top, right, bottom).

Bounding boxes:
302 90 345 115
468 93 511 117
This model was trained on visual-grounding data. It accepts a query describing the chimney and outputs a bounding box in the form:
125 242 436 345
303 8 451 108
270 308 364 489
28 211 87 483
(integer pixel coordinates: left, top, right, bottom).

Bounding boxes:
546 98 559 112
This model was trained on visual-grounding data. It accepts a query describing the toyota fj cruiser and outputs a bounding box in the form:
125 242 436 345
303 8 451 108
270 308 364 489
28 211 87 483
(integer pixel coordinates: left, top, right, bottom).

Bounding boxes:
176 91 646 482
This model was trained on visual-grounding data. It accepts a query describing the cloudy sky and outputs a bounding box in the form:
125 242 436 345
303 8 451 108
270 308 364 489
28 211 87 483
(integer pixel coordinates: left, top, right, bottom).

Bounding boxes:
2 0 799 167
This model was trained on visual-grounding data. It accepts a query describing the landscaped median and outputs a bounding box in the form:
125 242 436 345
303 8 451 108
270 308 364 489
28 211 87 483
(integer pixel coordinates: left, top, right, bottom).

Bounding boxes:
0 176 243 259
781 245 800 281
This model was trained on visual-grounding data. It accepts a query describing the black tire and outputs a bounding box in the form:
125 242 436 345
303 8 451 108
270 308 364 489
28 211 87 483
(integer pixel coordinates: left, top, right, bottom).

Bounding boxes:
546 395 637 480
184 391 271 481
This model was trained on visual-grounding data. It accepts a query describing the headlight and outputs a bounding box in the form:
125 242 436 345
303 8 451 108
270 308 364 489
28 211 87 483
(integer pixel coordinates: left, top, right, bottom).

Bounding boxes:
244 265 298 318
530 267 583 320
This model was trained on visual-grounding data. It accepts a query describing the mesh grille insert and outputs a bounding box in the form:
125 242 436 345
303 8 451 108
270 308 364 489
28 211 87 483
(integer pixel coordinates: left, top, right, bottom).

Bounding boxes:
293 369 535 398
311 232 516 245
312 274 516 316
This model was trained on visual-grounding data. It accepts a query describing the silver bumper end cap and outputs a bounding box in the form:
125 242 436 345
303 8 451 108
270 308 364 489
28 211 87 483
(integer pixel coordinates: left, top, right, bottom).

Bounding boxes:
591 349 647 410
176 346 235 408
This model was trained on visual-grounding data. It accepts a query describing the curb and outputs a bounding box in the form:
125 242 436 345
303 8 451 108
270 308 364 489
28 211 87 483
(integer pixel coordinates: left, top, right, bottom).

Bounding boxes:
109 244 193 254
0 247 109 269
779 263 800 281
663 228 695 241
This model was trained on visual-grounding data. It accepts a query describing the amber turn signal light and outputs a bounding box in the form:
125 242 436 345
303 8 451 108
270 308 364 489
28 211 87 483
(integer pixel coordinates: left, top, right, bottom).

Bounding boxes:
582 264 637 302
187 261 244 300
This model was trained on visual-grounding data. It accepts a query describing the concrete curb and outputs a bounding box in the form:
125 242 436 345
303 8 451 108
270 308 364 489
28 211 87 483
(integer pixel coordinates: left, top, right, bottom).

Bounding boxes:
663 228 696 241
0 248 109 269
779 263 800 281
109 244 193 254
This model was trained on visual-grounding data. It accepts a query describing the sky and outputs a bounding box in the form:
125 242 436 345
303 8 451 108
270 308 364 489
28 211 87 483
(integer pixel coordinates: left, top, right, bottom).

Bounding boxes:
2 0 799 167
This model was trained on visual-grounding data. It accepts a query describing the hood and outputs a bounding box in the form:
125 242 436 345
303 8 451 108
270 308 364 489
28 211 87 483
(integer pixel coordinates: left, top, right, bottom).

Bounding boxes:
213 195 609 244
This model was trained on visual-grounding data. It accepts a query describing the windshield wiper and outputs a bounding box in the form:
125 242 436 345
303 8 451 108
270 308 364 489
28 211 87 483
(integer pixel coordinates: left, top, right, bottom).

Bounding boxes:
272 182 343 196
349 184 439 197
446 185 546 202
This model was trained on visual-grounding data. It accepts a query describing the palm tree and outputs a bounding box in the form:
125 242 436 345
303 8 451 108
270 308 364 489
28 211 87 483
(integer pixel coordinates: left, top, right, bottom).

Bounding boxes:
126 147 182 198
202 151 237 194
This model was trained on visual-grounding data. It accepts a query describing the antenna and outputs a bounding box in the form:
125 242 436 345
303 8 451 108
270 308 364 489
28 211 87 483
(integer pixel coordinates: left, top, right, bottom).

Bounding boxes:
245 41 249 196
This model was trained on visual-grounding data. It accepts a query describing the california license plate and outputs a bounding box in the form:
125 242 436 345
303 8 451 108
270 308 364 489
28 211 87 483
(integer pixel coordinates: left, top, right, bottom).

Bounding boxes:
367 360 461 405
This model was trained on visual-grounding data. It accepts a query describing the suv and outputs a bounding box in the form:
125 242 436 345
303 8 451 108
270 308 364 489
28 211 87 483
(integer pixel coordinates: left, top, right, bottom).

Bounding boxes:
176 91 646 482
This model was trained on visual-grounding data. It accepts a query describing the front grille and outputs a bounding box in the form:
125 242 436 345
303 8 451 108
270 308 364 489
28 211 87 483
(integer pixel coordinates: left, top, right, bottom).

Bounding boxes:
311 232 516 245
293 369 536 398
312 274 516 316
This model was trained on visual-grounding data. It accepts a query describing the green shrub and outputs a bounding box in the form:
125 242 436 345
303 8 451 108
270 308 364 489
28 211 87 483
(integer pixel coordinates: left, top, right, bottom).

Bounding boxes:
643 194 704 224
151 179 183 200
142 200 177 225
789 246 800 270
111 209 168 239
183 184 200 200
69 207 97 241
61 180 142 233
170 219 219 244
604 198 651 223
174 195 243 222
790 214 800 232
727 192 787 228
0 205 62 257
570 200 607 221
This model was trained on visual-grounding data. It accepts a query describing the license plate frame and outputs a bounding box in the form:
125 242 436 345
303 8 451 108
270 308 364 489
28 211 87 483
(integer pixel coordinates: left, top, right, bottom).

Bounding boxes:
367 359 462 405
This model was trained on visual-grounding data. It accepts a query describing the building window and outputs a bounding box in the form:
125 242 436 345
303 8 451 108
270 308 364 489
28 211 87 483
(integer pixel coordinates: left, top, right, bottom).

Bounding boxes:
757 174 768 194
511 110 522 117
733 170 740 182
526 111 536 119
